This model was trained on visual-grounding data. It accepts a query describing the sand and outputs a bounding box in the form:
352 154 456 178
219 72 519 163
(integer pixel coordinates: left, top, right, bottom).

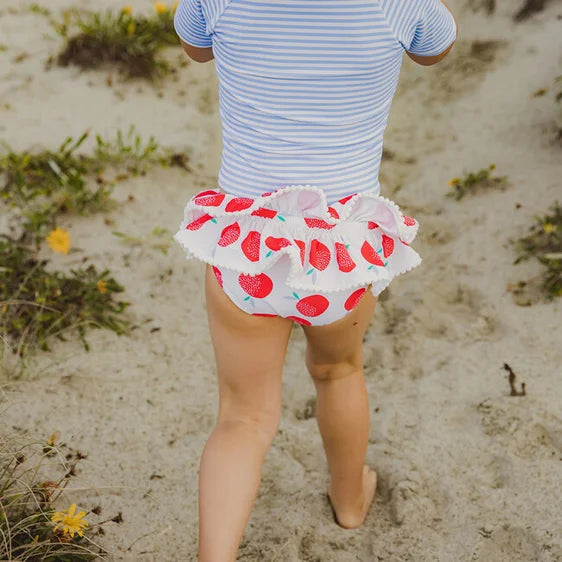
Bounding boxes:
1 0 561 560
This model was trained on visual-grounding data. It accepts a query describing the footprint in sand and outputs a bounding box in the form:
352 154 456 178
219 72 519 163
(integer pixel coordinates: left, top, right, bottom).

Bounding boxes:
477 398 562 460
472 524 543 561
388 471 439 526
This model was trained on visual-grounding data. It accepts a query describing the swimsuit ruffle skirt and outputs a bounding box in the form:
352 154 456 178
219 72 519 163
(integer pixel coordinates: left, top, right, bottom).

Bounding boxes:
173 185 421 326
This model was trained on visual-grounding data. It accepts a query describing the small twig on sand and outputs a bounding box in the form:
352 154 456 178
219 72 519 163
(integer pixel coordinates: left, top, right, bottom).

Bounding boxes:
503 363 526 396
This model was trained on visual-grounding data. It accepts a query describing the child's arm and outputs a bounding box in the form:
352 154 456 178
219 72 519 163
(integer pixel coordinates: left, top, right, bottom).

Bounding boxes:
180 40 214 63
404 0 458 66
406 41 454 66
175 0 215 63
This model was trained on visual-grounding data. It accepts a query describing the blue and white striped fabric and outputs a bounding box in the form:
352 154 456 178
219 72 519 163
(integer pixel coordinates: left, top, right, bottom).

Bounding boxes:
175 0 457 204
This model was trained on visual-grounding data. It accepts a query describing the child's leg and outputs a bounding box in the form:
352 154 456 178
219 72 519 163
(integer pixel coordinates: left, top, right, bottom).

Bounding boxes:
302 289 378 529
199 264 293 562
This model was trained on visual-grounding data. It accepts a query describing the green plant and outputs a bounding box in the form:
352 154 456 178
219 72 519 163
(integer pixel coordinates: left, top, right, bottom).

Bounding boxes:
0 127 190 355
0 133 113 243
0 127 185 244
92 126 190 172
27 3 51 16
53 5 179 79
514 202 562 300
446 164 508 200
0 236 130 356
0 430 111 560
93 127 159 168
112 226 173 255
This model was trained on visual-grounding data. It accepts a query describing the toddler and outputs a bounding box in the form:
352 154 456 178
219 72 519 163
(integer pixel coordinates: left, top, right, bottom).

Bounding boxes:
173 0 457 559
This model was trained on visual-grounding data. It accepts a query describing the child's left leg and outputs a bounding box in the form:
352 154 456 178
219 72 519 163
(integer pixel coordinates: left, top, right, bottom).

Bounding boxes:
198 264 293 562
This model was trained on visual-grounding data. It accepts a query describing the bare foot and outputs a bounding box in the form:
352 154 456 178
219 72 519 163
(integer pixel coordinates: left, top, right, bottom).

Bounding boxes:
327 465 377 529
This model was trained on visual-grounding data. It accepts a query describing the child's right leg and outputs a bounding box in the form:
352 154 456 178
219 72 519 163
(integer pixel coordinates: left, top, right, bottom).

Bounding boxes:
302 288 378 529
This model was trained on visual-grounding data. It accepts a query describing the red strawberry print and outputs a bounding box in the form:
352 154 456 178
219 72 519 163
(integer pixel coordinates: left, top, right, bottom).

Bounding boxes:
344 288 367 311
400 239 410 246
238 273 273 298
304 217 335 230
335 242 356 272
217 222 241 247
185 213 213 231
294 239 306 265
212 266 223 288
403 215 416 226
261 191 273 197
296 295 330 317
194 189 219 198
253 313 277 317
287 315 312 326
381 234 395 258
367 222 379 230
241 231 261 261
265 236 291 251
251 207 277 219
361 241 384 266
225 197 254 212
309 239 331 271
194 192 225 207
328 206 339 219
338 193 356 205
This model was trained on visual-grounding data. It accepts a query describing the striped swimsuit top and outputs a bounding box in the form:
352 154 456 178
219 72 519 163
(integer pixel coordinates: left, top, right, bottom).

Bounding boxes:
175 0 457 204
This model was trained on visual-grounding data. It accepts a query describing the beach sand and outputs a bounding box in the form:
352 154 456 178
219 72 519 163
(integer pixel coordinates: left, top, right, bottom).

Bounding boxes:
1 0 561 560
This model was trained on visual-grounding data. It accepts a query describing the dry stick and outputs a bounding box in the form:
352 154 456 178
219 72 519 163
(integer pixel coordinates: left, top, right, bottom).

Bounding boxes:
503 363 526 396
125 524 173 553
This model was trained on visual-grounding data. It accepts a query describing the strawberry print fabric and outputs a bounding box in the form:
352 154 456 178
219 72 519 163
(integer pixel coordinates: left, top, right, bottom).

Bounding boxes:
211 255 374 325
173 184 422 326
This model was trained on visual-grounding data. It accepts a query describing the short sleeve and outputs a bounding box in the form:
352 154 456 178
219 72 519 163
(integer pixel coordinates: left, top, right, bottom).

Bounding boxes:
380 0 457 57
404 0 457 56
174 0 213 48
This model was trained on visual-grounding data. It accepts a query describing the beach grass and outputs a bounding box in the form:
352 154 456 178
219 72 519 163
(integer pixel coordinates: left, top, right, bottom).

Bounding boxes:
0 127 186 243
0 126 185 358
0 429 109 560
0 235 130 357
53 3 179 79
514 202 562 301
446 164 508 200
1 132 113 241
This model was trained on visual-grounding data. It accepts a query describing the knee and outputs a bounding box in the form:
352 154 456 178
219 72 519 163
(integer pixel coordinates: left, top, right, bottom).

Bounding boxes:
218 407 281 446
306 354 363 383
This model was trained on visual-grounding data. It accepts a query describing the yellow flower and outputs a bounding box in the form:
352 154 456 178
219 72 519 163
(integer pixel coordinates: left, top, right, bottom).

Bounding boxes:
173 1 179 10
127 21 136 36
97 280 108 294
448 177 460 187
122 5 133 15
154 2 168 13
46 228 71 254
543 222 557 234
51 503 89 539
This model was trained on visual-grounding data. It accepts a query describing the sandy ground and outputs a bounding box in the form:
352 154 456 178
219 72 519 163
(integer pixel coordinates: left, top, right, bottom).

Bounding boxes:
1 0 561 560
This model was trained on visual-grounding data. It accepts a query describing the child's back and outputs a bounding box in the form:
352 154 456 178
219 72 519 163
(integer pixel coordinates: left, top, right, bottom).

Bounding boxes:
175 0 457 203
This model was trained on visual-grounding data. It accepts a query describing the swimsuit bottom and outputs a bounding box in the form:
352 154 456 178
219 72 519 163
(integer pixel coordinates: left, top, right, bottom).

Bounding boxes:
173 184 421 326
